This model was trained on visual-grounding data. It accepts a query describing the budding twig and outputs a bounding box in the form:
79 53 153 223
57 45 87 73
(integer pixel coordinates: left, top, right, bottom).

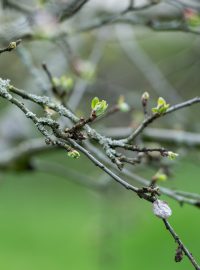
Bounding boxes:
112 96 200 145
42 62 59 97
0 79 200 269
163 219 200 270
0 39 21 54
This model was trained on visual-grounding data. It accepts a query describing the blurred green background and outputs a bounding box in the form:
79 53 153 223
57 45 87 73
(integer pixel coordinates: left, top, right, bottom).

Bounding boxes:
0 0 200 269
0 153 199 270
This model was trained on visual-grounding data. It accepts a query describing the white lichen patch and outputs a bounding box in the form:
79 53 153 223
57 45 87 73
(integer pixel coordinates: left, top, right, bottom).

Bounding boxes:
153 199 172 219
29 93 50 105
25 111 36 118
0 78 12 100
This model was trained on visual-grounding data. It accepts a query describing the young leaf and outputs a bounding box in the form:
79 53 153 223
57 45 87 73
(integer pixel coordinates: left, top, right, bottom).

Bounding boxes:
68 150 80 159
91 97 108 116
152 97 170 115
91 97 99 110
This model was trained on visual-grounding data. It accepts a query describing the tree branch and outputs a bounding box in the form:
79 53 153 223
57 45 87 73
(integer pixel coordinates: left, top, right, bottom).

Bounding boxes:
0 77 200 268
68 139 200 269
112 97 200 145
101 127 200 147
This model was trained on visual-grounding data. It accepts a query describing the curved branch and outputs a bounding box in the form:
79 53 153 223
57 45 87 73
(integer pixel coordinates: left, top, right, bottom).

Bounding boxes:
112 97 200 145
0 79 200 268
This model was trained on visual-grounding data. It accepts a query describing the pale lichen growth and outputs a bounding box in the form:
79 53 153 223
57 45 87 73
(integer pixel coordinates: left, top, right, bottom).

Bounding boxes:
25 111 36 119
0 78 12 100
29 93 50 105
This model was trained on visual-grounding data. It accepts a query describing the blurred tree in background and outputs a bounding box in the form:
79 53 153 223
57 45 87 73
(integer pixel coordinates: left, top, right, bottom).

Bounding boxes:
0 0 200 269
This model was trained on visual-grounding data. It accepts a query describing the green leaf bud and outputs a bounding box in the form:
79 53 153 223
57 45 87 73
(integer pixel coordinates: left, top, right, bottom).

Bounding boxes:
91 97 108 116
152 97 170 115
167 151 179 160
153 171 167 182
68 150 80 159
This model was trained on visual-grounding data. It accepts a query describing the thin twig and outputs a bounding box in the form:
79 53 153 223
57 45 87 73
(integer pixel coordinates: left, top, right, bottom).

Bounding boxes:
174 190 200 201
2 0 33 14
163 219 200 270
114 144 168 155
0 39 21 54
112 97 200 144
72 1 200 36
85 141 200 208
42 62 59 97
101 127 200 147
68 139 154 202
69 139 200 269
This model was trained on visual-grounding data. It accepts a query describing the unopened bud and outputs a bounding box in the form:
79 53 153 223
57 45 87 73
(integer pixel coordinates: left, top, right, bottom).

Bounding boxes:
152 171 167 182
141 91 150 107
8 42 17 49
68 149 80 159
167 151 179 160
